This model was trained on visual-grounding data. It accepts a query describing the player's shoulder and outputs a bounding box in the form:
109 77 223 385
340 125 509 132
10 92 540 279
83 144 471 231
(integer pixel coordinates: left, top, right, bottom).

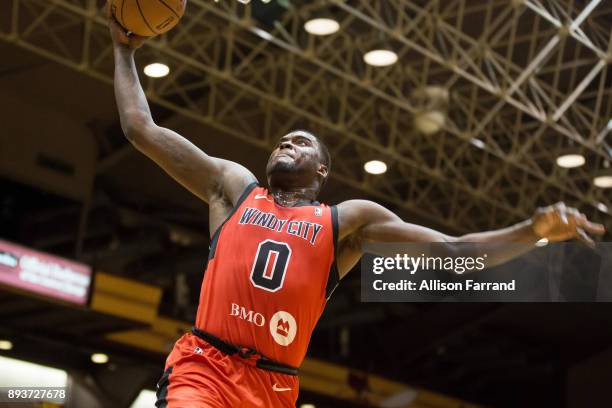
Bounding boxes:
336 200 384 236
336 199 368 224
336 199 380 214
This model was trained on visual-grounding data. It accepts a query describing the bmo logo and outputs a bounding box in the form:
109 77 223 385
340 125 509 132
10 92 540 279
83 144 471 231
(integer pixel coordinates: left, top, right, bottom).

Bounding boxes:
228 304 297 346
269 311 297 346
229 303 265 327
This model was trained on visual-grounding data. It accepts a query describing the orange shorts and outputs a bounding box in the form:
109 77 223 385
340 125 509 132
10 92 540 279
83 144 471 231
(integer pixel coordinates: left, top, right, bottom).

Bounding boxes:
155 332 299 408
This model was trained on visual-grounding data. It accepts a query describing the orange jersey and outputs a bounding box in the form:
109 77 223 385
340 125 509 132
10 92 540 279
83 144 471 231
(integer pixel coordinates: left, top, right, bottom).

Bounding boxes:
195 183 339 368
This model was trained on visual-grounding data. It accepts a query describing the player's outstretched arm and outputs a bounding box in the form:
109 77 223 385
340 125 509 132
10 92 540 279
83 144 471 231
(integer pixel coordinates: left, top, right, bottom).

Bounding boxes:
108 16 256 205
336 200 605 277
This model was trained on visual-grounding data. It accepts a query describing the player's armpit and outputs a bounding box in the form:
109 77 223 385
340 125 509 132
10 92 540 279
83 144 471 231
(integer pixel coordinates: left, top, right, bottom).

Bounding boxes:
336 237 363 279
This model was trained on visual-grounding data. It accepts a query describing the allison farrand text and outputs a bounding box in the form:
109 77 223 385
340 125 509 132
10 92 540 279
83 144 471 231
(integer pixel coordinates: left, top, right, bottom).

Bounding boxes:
372 279 516 292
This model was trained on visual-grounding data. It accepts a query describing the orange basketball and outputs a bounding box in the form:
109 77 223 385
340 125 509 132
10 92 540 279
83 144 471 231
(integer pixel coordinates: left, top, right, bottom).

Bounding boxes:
110 0 187 37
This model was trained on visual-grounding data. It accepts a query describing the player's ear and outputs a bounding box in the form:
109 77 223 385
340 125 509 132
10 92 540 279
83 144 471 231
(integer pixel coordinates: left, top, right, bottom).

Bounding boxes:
317 163 328 180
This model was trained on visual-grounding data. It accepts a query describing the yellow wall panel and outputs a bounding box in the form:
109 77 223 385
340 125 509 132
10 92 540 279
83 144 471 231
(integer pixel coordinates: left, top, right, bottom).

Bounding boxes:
90 273 162 323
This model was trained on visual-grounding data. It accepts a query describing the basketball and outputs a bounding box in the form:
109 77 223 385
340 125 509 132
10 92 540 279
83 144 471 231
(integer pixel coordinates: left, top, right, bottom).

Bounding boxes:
110 0 187 37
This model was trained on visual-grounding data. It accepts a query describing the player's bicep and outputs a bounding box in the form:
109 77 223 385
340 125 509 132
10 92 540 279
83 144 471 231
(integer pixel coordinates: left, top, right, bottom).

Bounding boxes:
338 200 401 241
361 219 451 244
132 124 256 203
338 200 452 245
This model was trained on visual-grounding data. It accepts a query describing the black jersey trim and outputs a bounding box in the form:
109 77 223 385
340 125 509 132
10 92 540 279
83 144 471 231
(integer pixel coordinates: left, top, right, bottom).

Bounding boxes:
293 200 320 207
155 366 172 408
208 182 258 261
325 205 340 300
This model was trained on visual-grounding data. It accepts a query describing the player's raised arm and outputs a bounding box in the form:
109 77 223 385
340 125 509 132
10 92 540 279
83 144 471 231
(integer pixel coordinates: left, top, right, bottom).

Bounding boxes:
107 14 256 206
336 200 605 277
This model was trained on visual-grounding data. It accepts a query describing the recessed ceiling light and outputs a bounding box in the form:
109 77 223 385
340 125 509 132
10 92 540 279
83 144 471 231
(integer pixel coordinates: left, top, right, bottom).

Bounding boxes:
556 154 585 169
364 160 387 175
144 63 170 78
0 340 13 350
364 49 398 67
596 202 608 213
91 353 109 364
304 18 340 36
594 175 612 188
470 138 486 149
414 110 445 134
594 169 612 188
300 405 316 408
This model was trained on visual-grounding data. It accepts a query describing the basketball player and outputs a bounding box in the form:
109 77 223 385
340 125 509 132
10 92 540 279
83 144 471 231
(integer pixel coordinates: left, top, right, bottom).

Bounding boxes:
107 10 605 408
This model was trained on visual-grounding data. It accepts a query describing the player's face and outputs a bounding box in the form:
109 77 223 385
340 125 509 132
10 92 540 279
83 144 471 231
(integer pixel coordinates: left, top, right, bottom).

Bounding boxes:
266 131 321 180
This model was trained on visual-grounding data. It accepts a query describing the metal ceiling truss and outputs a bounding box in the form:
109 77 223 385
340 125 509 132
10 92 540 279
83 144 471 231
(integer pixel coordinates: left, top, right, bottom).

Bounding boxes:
1 0 610 233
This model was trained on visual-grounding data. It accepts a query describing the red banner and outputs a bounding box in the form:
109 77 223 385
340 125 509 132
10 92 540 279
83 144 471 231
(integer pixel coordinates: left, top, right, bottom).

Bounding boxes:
0 239 92 305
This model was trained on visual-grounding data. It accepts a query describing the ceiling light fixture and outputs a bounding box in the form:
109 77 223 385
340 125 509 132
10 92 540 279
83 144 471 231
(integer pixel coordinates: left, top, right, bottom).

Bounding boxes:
470 138 486 149
411 86 449 134
364 160 388 175
144 63 170 78
91 353 109 364
304 18 340 36
596 202 608 213
364 49 398 67
414 111 445 134
594 169 612 189
556 153 585 169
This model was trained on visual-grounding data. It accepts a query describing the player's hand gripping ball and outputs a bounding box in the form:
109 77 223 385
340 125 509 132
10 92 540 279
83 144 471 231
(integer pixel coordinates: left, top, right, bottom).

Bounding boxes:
109 0 187 37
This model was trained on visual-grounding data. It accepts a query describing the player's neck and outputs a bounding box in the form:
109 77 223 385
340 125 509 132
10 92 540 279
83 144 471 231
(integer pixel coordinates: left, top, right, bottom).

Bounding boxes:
269 188 317 207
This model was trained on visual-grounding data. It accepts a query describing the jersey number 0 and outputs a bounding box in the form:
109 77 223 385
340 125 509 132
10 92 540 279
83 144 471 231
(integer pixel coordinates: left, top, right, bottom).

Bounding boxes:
250 239 292 292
